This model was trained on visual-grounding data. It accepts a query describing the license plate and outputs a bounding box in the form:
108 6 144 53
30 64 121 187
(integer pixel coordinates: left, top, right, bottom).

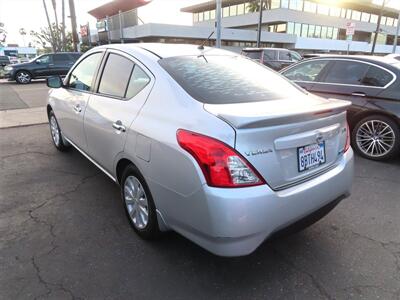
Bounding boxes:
297 142 326 172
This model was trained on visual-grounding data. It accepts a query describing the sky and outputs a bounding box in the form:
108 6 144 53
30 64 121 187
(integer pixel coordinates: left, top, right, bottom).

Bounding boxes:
0 0 204 46
0 0 399 47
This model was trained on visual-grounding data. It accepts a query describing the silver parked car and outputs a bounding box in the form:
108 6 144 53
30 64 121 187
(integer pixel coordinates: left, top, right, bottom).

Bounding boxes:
46 44 354 257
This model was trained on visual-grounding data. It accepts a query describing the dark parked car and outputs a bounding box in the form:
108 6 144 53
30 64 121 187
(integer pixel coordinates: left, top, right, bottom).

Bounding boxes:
241 48 302 71
4 52 81 84
281 55 400 161
0 55 10 67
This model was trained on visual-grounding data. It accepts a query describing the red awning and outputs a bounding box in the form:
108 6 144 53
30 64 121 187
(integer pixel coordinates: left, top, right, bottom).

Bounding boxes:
88 0 152 19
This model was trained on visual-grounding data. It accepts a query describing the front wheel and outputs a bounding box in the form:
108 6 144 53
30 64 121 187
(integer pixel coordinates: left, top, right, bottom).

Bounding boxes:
352 115 400 161
15 71 31 84
121 164 160 239
48 110 70 151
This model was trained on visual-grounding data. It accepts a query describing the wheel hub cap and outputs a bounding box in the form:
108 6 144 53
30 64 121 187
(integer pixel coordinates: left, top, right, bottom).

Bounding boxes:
50 116 60 146
124 176 149 229
356 120 395 157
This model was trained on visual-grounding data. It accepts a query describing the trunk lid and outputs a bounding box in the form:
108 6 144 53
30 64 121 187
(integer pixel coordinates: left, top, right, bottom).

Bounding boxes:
205 94 350 190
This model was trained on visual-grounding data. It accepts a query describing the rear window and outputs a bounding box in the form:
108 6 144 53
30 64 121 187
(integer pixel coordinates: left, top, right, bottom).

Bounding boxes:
242 51 262 60
159 55 305 104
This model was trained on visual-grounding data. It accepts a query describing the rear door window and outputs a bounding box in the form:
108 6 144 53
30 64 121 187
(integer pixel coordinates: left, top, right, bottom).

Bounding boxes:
98 53 134 98
361 66 393 87
243 51 262 60
126 65 151 98
263 50 276 61
54 54 71 62
282 60 330 82
323 60 368 85
279 50 291 61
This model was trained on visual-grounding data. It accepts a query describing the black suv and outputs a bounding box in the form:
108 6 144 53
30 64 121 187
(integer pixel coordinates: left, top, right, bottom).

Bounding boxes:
4 52 81 84
241 48 302 71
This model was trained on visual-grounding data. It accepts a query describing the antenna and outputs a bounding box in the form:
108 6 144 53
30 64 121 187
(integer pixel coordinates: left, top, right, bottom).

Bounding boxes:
198 31 215 50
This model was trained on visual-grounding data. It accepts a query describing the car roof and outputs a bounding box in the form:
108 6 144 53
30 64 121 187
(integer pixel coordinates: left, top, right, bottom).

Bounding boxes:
98 43 234 59
306 54 400 70
242 47 290 51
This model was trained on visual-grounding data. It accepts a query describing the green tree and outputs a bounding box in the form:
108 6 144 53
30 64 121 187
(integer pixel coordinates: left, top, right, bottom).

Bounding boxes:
30 23 74 52
246 0 271 13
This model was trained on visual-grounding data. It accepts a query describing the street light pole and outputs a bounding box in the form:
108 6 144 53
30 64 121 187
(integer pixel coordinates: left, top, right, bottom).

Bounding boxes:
256 0 263 47
371 0 386 55
393 10 400 53
215 0 222 48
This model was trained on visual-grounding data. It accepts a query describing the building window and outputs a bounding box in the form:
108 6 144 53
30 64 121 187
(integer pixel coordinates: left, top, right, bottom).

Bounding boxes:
308 24 315 37
276 23 287 33
330 7 341 17
327 27 333 39
387 17 394 27
223 6 230 17
237 4 245 15
314 25 321 38
370 14 378 24
321 26 327 38
352 10 361 21
271 0 280 9
204 10 210 21
287 22 295 34
289 0 303 11
381 16 387 26
198 12 204 21
317 4 329 15
210 9 215 19
333 28 339 39
340 8 346 18
281 0 289 9
346 9 352 19
230 5 237 16
301 24 308 37
294 23 302 36
304 1 317 13
361 12 370 22
193 13 199 23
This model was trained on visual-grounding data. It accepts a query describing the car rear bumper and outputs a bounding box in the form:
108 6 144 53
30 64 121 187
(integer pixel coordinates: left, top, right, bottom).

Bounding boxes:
171 149 354 257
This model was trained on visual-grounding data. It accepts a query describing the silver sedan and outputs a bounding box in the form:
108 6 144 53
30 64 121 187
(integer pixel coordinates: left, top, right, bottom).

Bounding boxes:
46 43 354 256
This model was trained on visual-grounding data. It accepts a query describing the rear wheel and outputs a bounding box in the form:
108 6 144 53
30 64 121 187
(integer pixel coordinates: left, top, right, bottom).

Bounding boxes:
352 115 400 161
121 164 160 239
15 71 31 84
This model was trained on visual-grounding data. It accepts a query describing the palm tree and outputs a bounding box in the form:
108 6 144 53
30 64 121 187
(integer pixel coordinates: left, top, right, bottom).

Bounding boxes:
61 0 66 51
19 28 27 46
42 0 56 52
246 0 268 13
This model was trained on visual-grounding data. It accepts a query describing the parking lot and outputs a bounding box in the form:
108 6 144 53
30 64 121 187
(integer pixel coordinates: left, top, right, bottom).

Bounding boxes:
0 79 399 299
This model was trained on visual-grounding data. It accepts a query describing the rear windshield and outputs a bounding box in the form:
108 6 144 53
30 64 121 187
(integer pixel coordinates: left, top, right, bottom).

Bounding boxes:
159 55 305 104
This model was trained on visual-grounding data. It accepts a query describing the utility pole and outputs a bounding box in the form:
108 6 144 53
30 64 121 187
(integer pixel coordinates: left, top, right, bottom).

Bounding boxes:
215 0 221 48
371 0 386 55
256 0 263 47
68 0 78 52
393 10 400 53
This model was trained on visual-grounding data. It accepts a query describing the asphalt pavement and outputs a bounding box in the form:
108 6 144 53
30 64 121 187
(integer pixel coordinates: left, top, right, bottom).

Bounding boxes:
0 124 399 300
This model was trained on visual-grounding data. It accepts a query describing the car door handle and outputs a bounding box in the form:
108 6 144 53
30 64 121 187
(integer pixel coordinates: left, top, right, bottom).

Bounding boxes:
112 121 126 132
351 92 366 97
73 104 82 113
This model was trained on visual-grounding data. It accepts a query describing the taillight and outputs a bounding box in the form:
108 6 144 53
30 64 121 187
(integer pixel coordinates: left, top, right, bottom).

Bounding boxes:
177 129 265 188
344 122 351 153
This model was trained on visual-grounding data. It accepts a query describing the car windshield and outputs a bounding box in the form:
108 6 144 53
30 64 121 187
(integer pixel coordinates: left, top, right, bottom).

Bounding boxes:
159 55 306 104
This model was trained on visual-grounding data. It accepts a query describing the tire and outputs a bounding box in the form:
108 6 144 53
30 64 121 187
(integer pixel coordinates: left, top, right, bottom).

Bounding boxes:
121 164 160 239
48 110 70 151
15 71 32 84
351 115 400 161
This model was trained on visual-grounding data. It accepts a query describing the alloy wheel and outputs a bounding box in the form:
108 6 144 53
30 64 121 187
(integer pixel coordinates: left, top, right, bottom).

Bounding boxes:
124 176 149 229
50 115 60 146
355 120 395 158
17 72 31 83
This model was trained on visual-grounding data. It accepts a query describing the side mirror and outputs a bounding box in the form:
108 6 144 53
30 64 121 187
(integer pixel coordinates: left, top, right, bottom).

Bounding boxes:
47 76 63 88
36 59 41 64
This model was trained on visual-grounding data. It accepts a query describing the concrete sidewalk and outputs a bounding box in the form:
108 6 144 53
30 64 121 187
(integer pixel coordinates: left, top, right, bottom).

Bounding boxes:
0 107 47 128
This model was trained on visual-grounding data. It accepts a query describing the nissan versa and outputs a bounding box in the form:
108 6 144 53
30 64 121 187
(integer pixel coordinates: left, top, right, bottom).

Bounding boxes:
46 44 354 256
